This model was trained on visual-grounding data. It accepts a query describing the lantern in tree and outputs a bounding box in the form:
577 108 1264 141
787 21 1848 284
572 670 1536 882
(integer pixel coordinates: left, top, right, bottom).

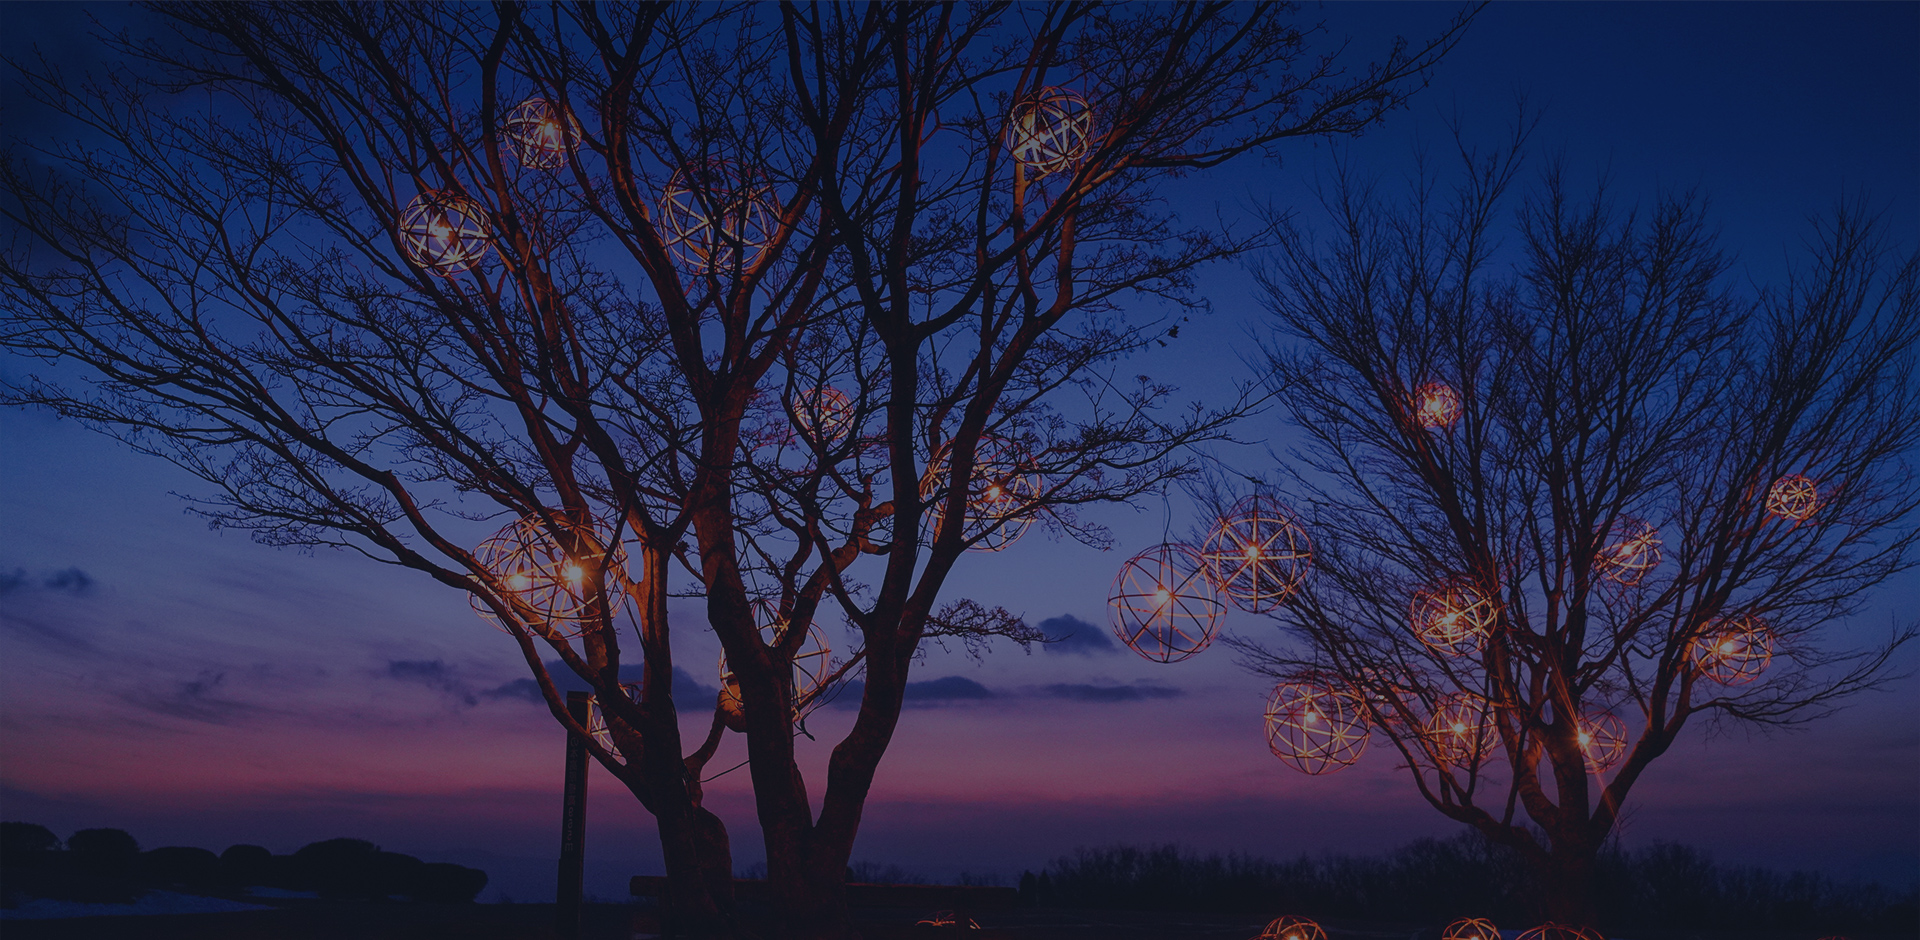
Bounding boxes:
470 515 625 634
718 607 834 722
1410 581 1499 656
1423 692 1495 767
1264 679 1370 775
1577 709 1628 774
916 911 981 929
588 683 642 759
1442 917 1501 940
793 386 857 447
1765 473 1820 521
920 436 1041 551
1413 381 1462 429
1596 517 1662 585
1200 495 1312 612
1006 87 1093 178
1689 615 1774 684
1258 915 1327 940
501 97 583 169
659 158 779 275
1108 543 1224 663
399 189 493 275
1516 924 1604 940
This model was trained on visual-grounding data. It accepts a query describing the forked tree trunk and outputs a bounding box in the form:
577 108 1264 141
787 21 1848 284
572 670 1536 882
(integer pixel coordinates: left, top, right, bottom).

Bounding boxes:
651 800 735 937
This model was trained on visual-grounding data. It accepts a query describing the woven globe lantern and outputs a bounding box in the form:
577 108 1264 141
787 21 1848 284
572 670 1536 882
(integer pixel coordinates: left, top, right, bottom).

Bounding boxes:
1765 473 1820 521
1200 496 1312 613
1576 709 1628 774
399 189 493 276
659 158 779 275
1688 615 1774 685
1264 679 1370 775
1596 518 1662 585
1258 915 1327 940
915 911 981 929
1006 87 1093 178
501 97 583 169
1108 543 1224 663
1413 381 1463 430
1410 581 1499 657
920 437 1040 551
588 682 642 759
470 515 625 635
1423 692 1496 767
793 386 857 448
1516 924 1604 940
718 610 833 722
1442 917 1501 940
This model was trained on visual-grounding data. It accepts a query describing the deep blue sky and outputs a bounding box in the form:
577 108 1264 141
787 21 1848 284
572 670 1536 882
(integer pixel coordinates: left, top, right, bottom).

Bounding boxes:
2 2 1916 903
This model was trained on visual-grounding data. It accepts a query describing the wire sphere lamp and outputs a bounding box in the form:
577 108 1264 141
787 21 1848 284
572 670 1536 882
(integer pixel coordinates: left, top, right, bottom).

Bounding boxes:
1109 542 1224 663
1423 692 1496 767
1264 679 1370 775
1413 381 1463 429
501 97 583 169
1596 518 1662 585
718 610 834 722
1516 924 1604 940
1577 709 1628 774
588 682 642 760
659 158 780 275
793 386 858 448
920 436 1041 551
1441 917 1501 940
470 515 625 635
1410 581 1499 656
1199 495 1312 613
1006 87 1093 178
1689 615 1774 685
1257 915 1327 940
399 189 493 275
1765 474 1820 521
915 911 981 929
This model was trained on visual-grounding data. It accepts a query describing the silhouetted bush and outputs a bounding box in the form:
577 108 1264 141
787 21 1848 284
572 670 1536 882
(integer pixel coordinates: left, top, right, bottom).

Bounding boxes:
1 822 64 906
1 822 60 859
218 843 274 887
63 828 142 903
292 837 384 899
411 861 488 903
140 846 221 893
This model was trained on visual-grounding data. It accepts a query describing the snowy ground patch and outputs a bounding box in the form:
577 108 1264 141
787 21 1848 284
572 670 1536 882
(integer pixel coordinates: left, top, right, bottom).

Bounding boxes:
0 890 273 919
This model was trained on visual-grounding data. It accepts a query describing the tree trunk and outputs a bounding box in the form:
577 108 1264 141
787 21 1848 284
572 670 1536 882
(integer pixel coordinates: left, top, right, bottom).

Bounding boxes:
653 801 735 938
1537 844 1598 927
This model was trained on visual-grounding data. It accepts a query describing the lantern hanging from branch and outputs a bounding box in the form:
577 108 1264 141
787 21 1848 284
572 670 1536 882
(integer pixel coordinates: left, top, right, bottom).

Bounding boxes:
1422 692 1496 767
1442 918 1502 940
399 189 494 276
1577 709 1628 774
1410 581 1499 656
659 158 780 275
501 97 583 169
470 515 625 635
1006 87 1093 178
921 436 1041 551
718 607 834 722
1596 517 1662 585
1413 381 1463 430
1200 495 1312 613
1689 615 1774 684
793 386 857 448
1108 543 1224 663
1765 473 1821 521
1516 924 1604 940
1264 679 1370 775
1258 915 1327 940
588 682 642 760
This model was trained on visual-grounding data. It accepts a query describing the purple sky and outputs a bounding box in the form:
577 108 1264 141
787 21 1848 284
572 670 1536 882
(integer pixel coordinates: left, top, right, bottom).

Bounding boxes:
2 2 1916 904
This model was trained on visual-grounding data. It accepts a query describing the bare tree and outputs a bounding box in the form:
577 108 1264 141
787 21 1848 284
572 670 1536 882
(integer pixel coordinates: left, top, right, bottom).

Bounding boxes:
1 3 1474 936
1233 137 1920 925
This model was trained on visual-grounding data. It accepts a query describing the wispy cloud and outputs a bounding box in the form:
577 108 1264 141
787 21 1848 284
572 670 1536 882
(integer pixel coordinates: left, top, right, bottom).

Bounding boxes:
117 670 252 725
1038 682 1183 702
0 566 97 597
482 662 722 708
1036 614 1117 656
387 659 478 706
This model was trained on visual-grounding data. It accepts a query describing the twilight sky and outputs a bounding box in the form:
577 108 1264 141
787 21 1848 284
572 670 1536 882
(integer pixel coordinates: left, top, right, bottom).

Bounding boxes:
2 2 1916 904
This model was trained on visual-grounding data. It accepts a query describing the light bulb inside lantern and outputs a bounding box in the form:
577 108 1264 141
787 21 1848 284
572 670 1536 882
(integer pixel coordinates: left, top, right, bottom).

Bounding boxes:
562 562 585 586
1451 721 1467 733
1719 640 1737 654
506 572 532 591
1578 732 1593 746
1152 587 1172 608
1245 544 1261 559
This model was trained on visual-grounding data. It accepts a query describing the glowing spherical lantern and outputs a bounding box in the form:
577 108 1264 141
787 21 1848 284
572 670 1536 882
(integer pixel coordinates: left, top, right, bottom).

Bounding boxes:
1199 496 1312 613
1689 615 1774 685
501 97 583 169
1108 543 1224 663
1516 924 1603 940
920 437 1040 551
1596 517 1662 585
718 610 833 722
470 515 625 634
1765 473 1820 521
1410 581 1499 657
793 386 857 447
659 159 779 275
1442 917 1501 940
1576 709 1628 774
588 682 642 759
1264 679 1370 775
399 189 493 275
1006 87 1093 178
1413 381 1463 429
915 911 980 928
1423 692 1496 767
1258 915 1327 940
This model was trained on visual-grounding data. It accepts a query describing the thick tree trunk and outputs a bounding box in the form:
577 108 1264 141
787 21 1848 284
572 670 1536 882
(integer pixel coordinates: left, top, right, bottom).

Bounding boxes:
1537 845 1598 926
652 801 735 938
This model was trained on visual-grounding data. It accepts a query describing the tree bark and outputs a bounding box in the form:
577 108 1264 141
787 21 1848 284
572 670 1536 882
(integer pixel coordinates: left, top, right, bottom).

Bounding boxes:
1537 843 1598 927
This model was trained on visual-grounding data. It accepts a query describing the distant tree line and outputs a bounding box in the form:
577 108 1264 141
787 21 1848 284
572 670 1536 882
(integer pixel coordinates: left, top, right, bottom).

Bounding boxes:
0 823 486 907
1016 833 1918 933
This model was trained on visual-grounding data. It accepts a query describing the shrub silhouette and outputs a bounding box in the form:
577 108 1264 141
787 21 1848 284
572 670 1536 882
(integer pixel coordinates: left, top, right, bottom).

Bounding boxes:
218 843 274 888
64 828 142 903
140 846 222 893
292 838 384 899
412 861 488 903
1 822 64 906
0 822 60 859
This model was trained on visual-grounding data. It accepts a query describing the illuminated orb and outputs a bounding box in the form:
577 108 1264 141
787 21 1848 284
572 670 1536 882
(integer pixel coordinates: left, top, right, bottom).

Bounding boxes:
1442 917 1501 940
1596 517 1662 585
588 682 642 759
1413 381 1463 429
1515 923 1604 940
1576 709 1628 774
1689 615 1774 685
1199 495 1312 613
470 515 625 635
659 158 780 275
1410 581 1499 657
793 386 857 448
1422 692 1496 767
1006 87 1093 178
1765 474 1820 522
399 189 493 275
1264 679 1369 775
920 437 1041 551
1108 543 1224 663
915 910 981 929
719 610 833 722
1258 915 1327 940
501 97 583 169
